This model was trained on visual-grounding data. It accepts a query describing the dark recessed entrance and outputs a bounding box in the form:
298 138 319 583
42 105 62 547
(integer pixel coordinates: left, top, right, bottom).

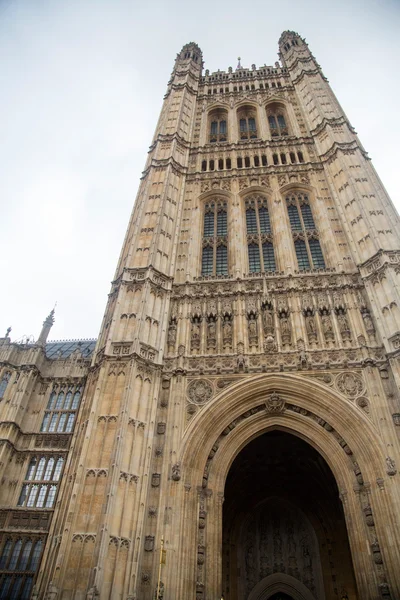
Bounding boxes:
222 431 358 600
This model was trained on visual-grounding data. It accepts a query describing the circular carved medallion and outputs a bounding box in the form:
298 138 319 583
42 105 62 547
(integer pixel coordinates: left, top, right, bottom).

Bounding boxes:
335 372 364 398
187 379 213 405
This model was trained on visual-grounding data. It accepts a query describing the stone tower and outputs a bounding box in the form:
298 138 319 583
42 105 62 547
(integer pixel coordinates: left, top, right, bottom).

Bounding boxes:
1 31 400 600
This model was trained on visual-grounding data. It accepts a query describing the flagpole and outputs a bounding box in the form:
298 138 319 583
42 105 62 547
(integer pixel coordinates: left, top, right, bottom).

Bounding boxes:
156 535 164 599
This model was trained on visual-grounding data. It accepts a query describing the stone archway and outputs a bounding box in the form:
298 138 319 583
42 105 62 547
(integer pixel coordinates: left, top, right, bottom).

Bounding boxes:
247 573 315 600
222 431 356 599
171 373 400 600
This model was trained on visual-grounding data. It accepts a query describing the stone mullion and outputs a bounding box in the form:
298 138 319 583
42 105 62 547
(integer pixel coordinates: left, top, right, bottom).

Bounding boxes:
270 189 296 274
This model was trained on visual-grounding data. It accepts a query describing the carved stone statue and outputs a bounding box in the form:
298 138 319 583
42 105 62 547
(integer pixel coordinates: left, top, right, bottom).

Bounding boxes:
362 310 375 336
280 315 292 344
321 313 333 335
207 318 216 348
262 307 274 334
167 320 177 346
222 316 232 346
191 319 201 350
337 311 351 340
248 316 258 345
306 315 316 335
172 462 181 481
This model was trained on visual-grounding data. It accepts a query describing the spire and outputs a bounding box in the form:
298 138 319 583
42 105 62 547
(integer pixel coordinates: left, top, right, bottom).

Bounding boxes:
236 56 242 70
37 307 55 347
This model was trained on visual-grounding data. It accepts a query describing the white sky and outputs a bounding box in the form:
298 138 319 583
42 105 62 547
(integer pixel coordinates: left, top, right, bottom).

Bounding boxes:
1 0 399 342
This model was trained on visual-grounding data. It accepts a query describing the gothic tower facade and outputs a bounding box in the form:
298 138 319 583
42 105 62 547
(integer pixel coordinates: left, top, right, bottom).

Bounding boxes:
1 31 400 600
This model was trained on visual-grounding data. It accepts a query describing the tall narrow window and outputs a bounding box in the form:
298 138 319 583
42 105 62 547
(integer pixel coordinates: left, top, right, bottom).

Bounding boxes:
201 200 228 277
266 103 289 137
245 196 276 273
40 385 82 433
209 110 228 143
237 107 258 140
286 192 326 271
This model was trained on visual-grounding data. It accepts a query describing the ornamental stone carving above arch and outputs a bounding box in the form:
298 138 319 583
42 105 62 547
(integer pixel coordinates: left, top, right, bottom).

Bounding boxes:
187 379 214 405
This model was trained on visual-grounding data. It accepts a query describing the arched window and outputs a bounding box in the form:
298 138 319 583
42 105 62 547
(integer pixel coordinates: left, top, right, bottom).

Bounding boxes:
0 371 11 400
209 109 228 143
245 196 276 273
237 106 258 140
201 200 229 277
266 103 289 137
286 192 326 271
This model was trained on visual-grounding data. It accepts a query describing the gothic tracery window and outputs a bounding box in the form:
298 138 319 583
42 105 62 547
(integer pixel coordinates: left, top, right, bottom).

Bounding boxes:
201 200 228 276
286 193 325 271
245 196 276 273
266 103 289 137
237 106 258 140
0 537 43 599
17 456 64 509
209 108 228 143
40 385 81 434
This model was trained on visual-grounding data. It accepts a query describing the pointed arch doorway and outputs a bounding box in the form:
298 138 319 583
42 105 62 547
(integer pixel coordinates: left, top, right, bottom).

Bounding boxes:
222 430 358 599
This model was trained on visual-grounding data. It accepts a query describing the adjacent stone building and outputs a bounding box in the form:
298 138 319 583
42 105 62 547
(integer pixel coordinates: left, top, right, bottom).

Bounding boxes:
1 30 400 600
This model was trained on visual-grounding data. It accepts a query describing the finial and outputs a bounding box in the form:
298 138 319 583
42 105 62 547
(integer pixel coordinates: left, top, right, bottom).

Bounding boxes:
6 327 11 338
236 57 242 70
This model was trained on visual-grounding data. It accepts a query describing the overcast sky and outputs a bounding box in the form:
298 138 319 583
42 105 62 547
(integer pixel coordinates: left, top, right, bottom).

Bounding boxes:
1 0 399 342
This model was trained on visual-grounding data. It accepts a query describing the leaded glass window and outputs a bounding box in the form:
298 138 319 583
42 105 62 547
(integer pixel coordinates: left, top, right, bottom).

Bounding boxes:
209 110 228 143
201 200 228 277
0 372 11 400
18 456 64 509
286 193 326 271
40 385 81 433
245 196 276 273
238 107 258 140
0 538 43 599
266 104 289 137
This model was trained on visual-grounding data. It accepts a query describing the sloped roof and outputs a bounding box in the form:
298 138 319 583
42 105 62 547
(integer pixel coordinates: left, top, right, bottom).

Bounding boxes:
45 339 97 359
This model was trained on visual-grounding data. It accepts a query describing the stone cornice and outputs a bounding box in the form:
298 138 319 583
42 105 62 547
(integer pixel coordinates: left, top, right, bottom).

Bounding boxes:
164 81 198 99
310 116 356 137
190 135 316 157
148 132 192 153
318 140 368 163
292 67 328 86
358 249 400 281
141 156 188 180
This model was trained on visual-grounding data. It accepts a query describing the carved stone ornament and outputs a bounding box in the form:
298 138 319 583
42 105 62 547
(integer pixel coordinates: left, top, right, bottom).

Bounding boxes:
265 391 285 414
335 372 364 398
386 456 397 476
187 379 213 405
172 462 181 481
144 535 155 552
